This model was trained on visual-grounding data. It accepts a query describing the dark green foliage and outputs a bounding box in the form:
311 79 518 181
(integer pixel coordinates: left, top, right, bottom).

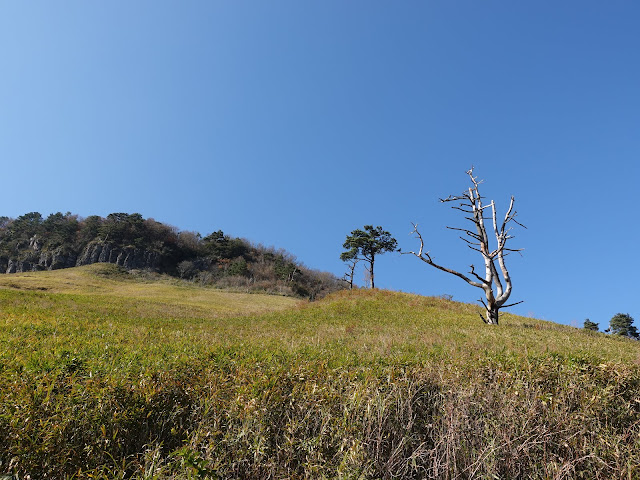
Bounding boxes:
41 212 78 248
583 319 599 331
0 213 45 269
227 257 249 277
77 215 102 245
342 225 398 288
274 256 298 282
12 211 44 232
339 245 359 263
343 225 398 261
99 213 146 248
203 230 248 259
608 313 638 339
6 212 44 249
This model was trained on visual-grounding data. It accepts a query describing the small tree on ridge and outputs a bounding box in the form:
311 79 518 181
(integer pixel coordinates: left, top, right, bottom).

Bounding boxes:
583 319 599 331
607 313 638 339
341 225 397 289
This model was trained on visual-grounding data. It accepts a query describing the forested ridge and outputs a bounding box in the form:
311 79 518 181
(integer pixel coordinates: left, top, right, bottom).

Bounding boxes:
0 212 341 299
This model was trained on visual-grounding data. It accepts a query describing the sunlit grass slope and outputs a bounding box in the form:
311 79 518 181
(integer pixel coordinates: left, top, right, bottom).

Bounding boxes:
1 266 640 479
0 263 299 317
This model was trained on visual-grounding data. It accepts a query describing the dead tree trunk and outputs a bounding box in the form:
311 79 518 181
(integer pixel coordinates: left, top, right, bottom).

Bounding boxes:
405 168 524 325
342 258 359 290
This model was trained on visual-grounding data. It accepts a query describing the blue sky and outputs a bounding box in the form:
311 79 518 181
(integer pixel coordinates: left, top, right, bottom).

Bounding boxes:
1 1 638 328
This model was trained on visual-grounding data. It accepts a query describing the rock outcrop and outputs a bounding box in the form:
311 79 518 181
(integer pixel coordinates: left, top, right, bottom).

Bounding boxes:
39 247 77 270
3 242 161 274
6 259 36 274
76 242 161 270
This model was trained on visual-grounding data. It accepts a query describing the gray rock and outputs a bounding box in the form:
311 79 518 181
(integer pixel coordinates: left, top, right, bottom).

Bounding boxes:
76 242 160 271
29 234 41 251
6 259 35 273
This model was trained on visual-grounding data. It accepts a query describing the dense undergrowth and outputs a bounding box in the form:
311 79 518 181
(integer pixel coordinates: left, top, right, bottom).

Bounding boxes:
1 267 640 478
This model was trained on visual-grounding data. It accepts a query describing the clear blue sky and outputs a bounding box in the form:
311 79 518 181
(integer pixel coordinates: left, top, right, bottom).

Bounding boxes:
1 1 638 328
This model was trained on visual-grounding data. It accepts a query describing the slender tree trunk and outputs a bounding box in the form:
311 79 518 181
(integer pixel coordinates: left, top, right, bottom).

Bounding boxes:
343 259 357 290
369 256 375 289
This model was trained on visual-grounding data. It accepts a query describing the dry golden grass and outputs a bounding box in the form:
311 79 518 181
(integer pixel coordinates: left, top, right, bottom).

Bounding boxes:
2 266 640 479
0 263 299 318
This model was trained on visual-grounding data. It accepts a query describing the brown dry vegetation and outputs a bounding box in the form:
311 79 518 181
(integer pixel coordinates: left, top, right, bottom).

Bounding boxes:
1 266 639 479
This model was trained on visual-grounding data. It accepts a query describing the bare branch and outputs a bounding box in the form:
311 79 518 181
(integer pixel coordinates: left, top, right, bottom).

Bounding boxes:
469 265 488 284
452 207 475 214
440 195 466 203
500 197 516 235
446 226 482 240
405 224 484 289
501 300 524 309
459 237 481 246
511 218 527 229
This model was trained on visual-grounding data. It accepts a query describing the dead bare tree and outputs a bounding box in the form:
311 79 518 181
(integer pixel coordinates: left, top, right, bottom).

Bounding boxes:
404 168 524 325
341 257 359 290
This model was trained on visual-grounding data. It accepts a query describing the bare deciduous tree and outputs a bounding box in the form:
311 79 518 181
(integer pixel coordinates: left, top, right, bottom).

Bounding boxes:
341 255 359 290
405 168 524 325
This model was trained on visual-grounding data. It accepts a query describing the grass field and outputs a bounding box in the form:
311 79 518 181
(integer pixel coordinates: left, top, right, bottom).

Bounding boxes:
1 265 640 478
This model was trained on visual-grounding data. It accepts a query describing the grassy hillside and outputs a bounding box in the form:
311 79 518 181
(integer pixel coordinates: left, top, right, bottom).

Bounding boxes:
0 263 299 317
1 266 640 478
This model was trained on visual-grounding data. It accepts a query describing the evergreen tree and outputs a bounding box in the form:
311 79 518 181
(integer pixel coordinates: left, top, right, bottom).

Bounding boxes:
583 319 599 331
608 313 638 339
342 225 397 289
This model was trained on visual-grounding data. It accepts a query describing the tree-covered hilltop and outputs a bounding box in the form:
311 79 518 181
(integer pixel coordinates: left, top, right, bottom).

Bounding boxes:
0 212 342 299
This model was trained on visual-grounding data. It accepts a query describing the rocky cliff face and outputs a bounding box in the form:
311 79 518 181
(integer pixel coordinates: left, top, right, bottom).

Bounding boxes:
5 259 35 274
75 242 161 270
4 242 161 274
40 247 78 270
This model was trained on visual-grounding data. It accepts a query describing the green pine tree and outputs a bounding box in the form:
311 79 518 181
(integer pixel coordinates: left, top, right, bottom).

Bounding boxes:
608 313 638 339
583 319 599 331
341 225 397 289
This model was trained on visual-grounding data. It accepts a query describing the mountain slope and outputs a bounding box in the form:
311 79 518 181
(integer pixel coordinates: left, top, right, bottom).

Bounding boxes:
0 211 343 299
1 267 639 478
